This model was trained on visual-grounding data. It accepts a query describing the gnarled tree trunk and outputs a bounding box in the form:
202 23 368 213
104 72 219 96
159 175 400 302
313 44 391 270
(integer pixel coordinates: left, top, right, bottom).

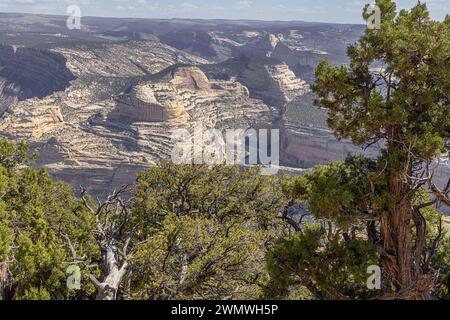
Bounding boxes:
90 246 128 300
379 167 430 300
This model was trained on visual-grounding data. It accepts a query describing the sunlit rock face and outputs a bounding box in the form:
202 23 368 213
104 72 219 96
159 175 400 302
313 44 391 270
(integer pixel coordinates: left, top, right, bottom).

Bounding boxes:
264 64 310 103
108 66 258 125
53 41 209 78
0 46 283 195
110 82 189 124
169 66 211 91
0 15 446 207
0 40 213 195
76 63 275 195
0 33 313 196
0 104 64 140
201 55 310 108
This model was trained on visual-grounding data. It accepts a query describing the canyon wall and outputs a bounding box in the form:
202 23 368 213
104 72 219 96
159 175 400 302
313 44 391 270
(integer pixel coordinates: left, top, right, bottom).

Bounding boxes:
0 45 75 101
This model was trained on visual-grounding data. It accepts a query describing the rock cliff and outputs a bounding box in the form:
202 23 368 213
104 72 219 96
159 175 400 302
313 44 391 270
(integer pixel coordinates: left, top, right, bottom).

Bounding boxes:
0 45 76 114
1 51 281 195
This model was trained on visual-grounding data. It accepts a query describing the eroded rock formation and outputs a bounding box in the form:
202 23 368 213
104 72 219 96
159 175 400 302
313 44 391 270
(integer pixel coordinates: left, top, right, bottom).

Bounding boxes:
1 48 283 195
202 55 310 107
0 45 75 101
0 15 447 216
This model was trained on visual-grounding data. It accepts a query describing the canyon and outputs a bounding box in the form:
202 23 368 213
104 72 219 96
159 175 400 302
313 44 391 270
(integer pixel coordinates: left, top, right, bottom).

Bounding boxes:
0 13 448 211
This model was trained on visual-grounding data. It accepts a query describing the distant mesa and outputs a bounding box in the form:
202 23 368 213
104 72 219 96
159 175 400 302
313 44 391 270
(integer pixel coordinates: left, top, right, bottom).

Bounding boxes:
168 66 211 91
107 65 258 124
109 66 213 124
110 83 187 123
202 55 310 107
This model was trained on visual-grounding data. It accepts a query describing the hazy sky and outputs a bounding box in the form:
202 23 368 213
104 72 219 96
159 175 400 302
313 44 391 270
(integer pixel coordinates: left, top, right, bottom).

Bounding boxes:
0 0 448 23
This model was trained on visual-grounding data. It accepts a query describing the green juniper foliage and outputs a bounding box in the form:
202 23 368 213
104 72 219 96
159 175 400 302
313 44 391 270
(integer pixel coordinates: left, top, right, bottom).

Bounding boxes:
272 0 449 299
0 1 449 300
0 139 97 300
129 162 288 300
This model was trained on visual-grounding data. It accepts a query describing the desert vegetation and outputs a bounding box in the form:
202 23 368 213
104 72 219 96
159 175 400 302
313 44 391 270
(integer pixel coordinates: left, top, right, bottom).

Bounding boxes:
0 0 449 301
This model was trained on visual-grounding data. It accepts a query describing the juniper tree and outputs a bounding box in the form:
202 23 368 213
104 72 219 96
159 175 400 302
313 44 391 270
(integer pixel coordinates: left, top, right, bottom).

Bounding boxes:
267 156 449 300
312 0 449 298
129 162 287 300
0 139 96 300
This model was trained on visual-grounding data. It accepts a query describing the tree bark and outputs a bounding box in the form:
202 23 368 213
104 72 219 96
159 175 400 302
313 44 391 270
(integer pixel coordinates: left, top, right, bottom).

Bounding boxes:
379 167 430 300
0 261 8 300
91 246 128 300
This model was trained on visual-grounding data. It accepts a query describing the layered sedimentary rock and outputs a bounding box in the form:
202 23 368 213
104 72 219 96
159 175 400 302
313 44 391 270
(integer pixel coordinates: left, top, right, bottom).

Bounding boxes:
169 66 211 91
281 93 380 168
0 40 212 194
0 17 448 214
0 37 311 196
0 99 65 139
0 80 19 115
202 56 310 107
158 30 237 62
53 41 208 78
0 45 76 101
1 53 279 195
0 45 76 116
265 64 309 102
101 65 273 158
110 82 188 123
